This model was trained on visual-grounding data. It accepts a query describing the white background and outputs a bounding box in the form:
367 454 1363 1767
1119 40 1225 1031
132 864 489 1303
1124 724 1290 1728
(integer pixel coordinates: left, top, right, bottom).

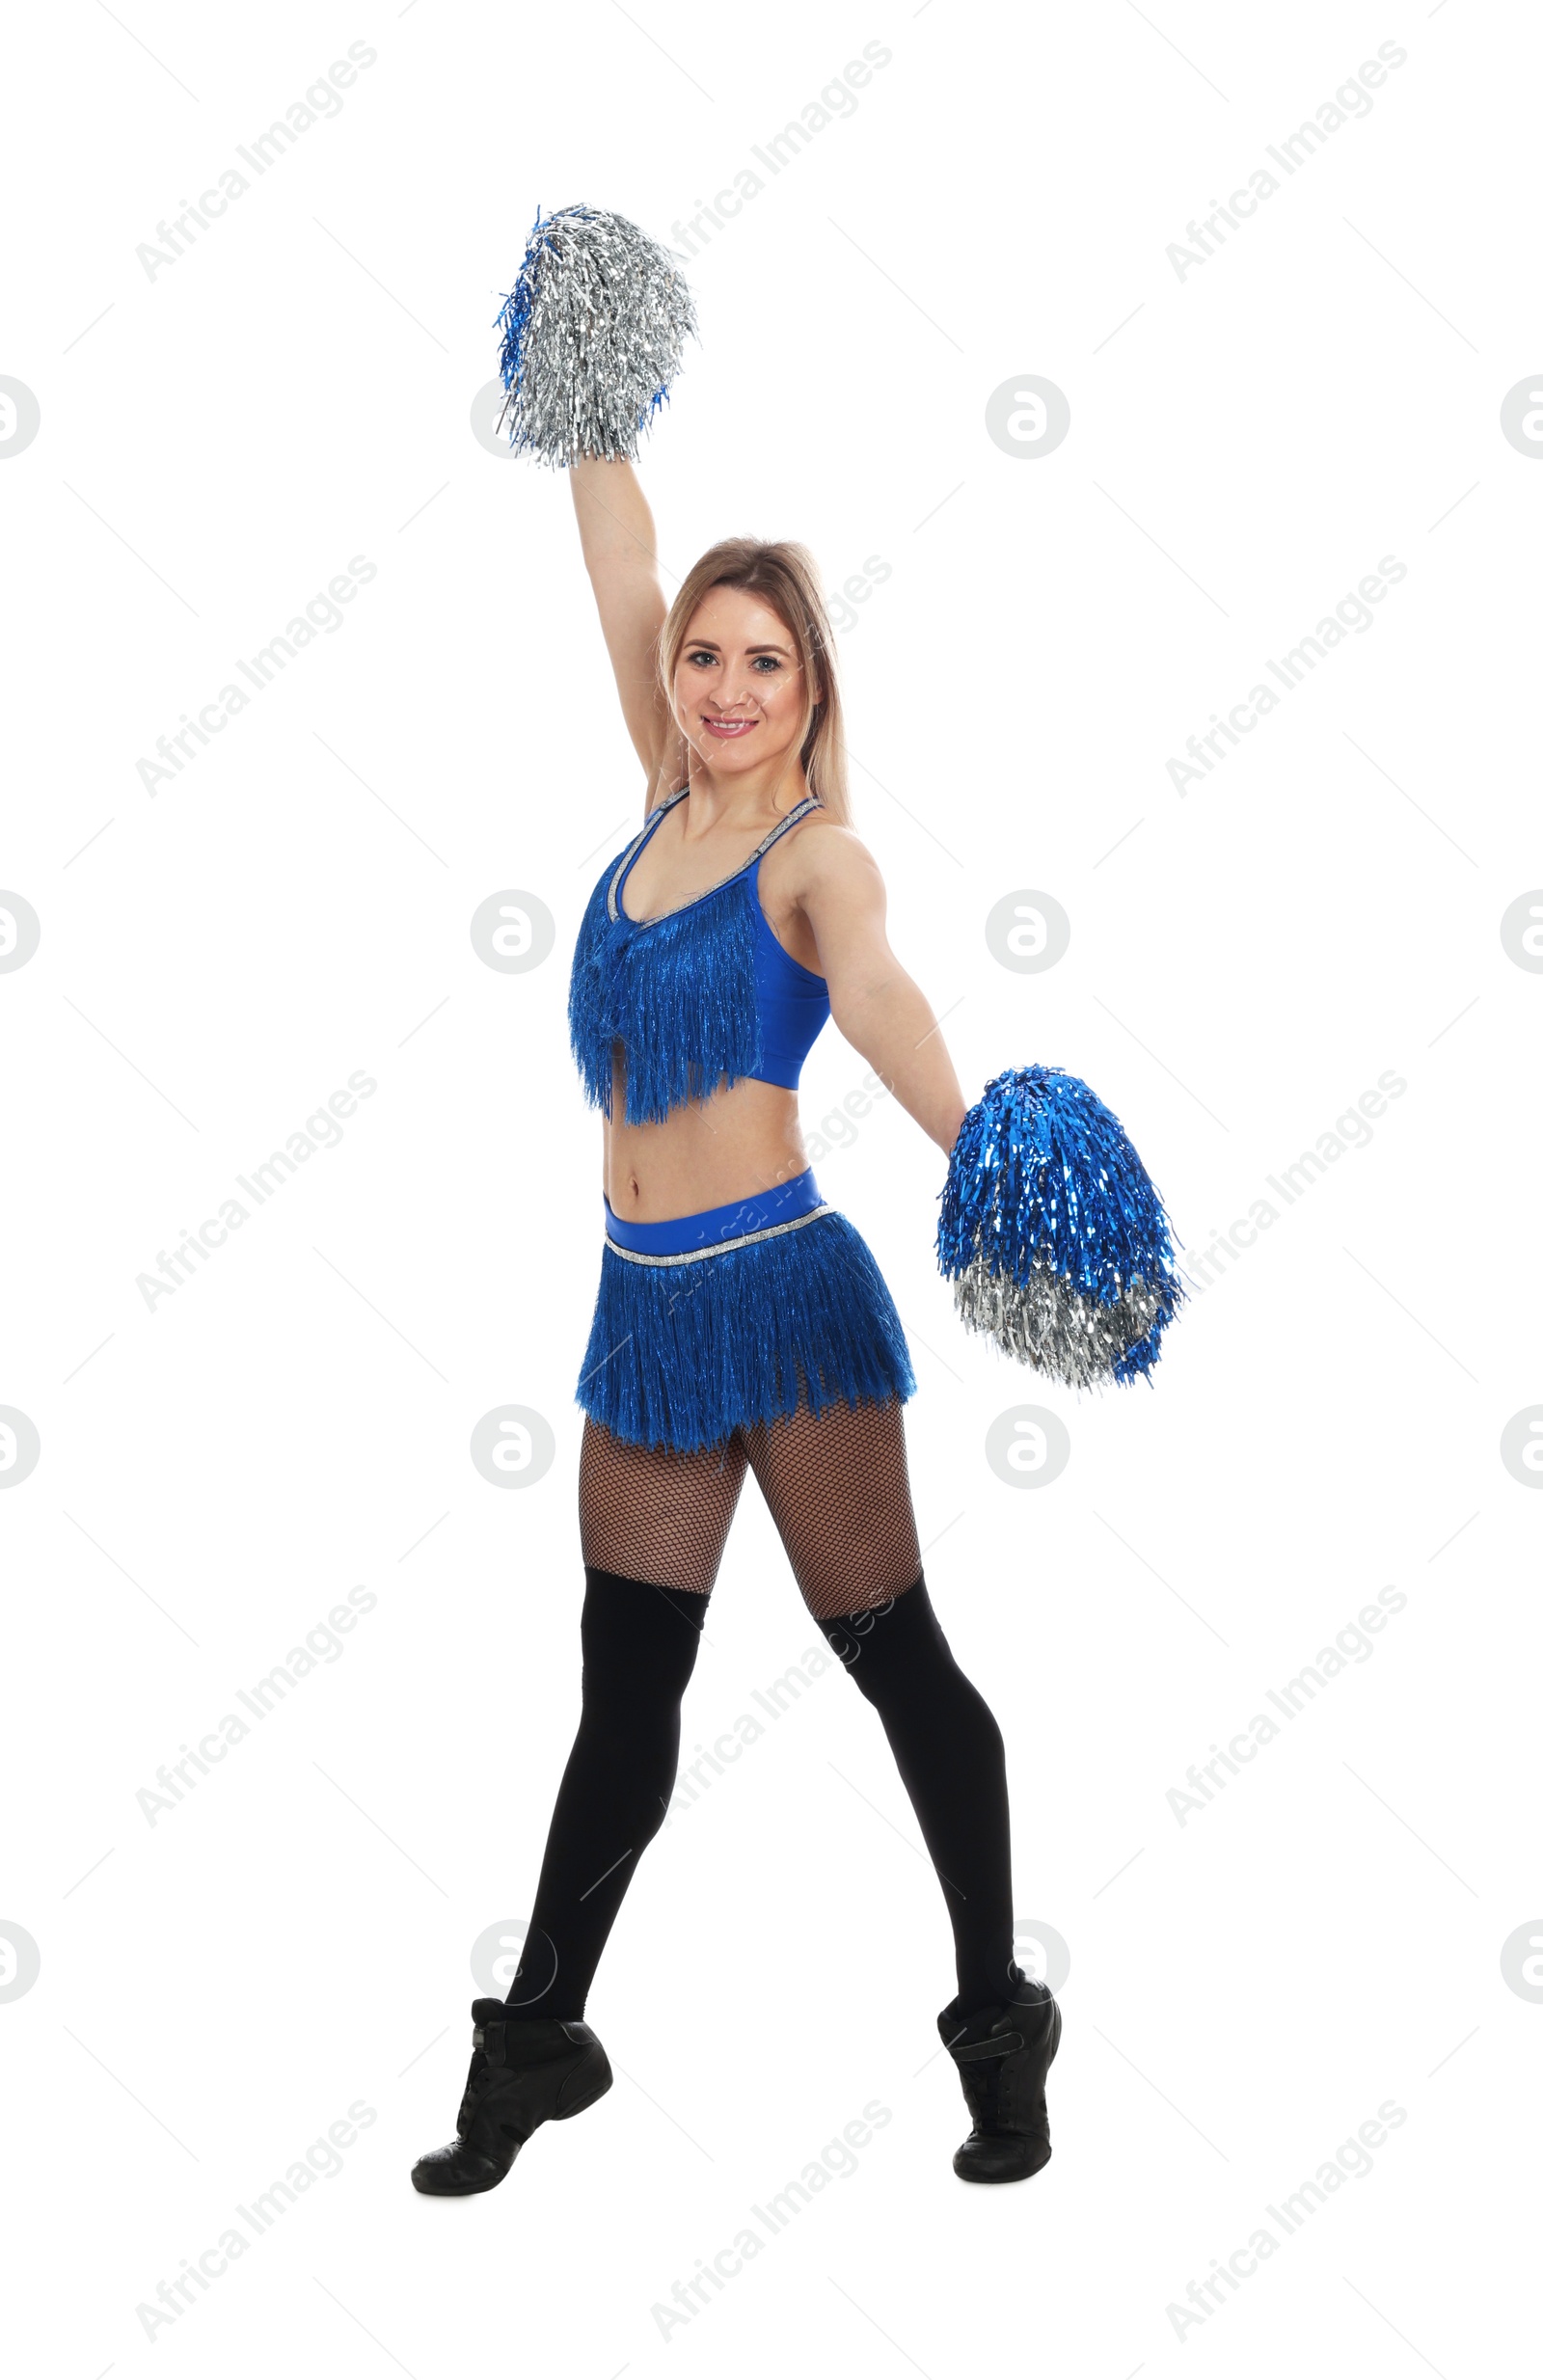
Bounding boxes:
3 1 1538 2372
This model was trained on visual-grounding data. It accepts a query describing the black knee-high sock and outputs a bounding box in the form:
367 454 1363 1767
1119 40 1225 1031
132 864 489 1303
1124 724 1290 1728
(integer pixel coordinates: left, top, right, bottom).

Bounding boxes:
822 1575 1015 2014
509 1567 707 2020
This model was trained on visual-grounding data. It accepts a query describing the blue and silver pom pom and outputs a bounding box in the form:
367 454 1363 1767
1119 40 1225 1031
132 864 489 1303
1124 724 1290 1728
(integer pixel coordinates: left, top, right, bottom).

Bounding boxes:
936 1067 1186 1391
494 203 698 468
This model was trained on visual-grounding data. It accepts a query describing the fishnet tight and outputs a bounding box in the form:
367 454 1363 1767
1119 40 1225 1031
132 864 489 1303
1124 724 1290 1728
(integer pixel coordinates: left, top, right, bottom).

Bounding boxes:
579 1394 923 1619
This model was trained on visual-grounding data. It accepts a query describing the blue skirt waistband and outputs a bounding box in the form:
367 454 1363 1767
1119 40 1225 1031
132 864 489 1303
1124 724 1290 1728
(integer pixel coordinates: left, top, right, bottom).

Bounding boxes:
605 1167 826 1258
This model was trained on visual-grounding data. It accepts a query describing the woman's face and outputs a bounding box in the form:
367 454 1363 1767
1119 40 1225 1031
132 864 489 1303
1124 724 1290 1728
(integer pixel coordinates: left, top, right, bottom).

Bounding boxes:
672 584 810 778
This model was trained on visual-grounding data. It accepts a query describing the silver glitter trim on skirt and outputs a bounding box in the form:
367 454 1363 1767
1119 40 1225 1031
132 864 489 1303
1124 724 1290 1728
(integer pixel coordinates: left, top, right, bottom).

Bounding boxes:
606 1205 832 1267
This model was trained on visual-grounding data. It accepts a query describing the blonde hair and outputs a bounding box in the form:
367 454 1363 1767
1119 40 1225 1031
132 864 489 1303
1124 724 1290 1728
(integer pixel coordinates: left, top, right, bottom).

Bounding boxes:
655 538 851 824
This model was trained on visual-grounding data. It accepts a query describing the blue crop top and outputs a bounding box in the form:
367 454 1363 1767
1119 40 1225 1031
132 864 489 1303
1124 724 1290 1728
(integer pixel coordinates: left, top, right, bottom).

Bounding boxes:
568 786 831 1125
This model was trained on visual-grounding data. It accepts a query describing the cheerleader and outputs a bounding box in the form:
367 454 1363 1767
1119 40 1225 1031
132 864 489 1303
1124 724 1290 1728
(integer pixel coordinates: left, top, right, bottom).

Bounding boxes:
411 459 1061 2194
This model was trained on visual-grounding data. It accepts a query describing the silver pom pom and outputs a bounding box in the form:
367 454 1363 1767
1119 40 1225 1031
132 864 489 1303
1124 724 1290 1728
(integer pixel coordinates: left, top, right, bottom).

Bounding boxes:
495 205 698 468
937 1068 1185 1391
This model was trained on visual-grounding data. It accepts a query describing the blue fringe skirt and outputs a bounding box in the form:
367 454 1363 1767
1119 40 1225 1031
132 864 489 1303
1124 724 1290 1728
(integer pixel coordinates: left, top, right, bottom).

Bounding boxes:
577 1170 916 1452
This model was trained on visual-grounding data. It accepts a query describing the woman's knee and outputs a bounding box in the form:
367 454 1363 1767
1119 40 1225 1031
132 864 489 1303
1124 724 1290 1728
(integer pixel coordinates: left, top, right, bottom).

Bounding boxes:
580 1566 709 1698
818 1573 960 1698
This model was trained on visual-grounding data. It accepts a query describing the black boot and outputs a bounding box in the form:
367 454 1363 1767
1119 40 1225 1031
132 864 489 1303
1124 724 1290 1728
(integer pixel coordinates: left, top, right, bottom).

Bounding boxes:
938 1975 1062 2183
411 1998 612 2197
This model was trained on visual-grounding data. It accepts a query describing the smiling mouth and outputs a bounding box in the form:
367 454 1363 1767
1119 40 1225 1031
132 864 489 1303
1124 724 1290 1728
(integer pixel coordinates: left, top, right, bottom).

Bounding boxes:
701 716 757 738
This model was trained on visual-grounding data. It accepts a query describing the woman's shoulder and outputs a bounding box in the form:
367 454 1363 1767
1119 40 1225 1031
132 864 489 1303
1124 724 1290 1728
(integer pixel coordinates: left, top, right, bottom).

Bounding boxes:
764 808 883 903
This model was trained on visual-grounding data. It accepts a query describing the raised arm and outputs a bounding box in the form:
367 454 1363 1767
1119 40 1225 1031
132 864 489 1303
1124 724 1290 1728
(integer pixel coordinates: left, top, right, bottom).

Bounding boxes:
569 457 673 798
798 828 967 1156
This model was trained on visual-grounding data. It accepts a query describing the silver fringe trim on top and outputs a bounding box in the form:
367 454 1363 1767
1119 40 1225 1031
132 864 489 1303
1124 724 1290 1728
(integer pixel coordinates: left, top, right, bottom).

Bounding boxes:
496 204 698 468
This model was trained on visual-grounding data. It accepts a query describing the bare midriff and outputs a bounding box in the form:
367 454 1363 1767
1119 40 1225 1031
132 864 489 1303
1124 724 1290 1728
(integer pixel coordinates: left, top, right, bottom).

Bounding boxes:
602 1060 812 1222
